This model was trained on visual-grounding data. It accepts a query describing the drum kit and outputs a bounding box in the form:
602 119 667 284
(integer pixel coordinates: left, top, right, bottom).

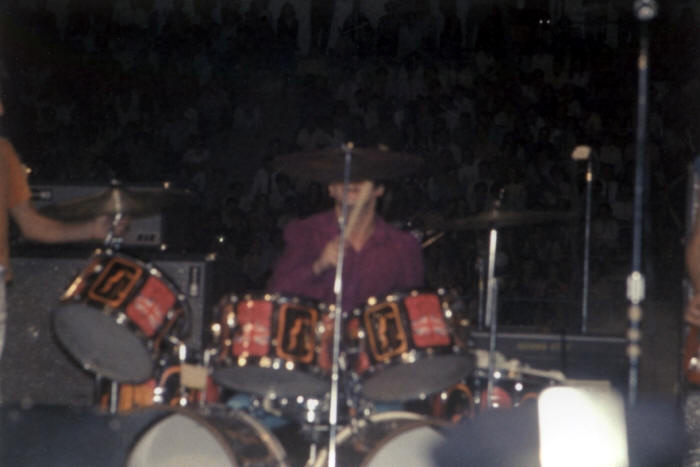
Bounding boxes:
38 146 573 466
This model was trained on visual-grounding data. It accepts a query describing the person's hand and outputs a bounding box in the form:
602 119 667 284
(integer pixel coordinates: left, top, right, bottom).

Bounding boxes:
313 237 340 275
686 293 700 327
91 214 130 240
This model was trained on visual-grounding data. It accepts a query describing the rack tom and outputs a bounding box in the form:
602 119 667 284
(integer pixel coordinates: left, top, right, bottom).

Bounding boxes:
353 289 472 401
52 250 188 383
210 292 332 398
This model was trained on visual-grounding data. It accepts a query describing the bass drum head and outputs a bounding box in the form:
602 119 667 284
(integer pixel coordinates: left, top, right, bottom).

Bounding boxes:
126 406 289 467
314 411 446 467
52 303 152 382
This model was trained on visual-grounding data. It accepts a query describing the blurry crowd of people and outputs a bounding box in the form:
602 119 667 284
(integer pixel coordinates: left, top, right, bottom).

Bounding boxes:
1 0 698 330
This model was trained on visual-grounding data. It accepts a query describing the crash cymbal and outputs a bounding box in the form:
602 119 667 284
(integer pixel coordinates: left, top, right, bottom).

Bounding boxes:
40 185 190 221
429 208 576 231
273 145 422 184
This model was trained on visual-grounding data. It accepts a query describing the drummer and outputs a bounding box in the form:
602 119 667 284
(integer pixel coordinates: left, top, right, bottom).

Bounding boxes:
266 178 424 312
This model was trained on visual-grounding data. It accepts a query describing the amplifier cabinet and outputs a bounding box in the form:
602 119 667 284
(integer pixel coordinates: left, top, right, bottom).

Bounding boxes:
470 330 629 392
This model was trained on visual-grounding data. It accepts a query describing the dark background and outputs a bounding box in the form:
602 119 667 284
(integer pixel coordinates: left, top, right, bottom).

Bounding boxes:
0 0 697 401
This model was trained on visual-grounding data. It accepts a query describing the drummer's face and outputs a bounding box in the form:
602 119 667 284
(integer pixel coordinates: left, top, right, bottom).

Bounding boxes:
328 181 384 207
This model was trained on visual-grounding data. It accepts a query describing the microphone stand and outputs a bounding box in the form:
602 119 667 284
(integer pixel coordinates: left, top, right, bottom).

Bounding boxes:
327 143 353 467
485 226 500 408
627 0 657 407
582 158 593 333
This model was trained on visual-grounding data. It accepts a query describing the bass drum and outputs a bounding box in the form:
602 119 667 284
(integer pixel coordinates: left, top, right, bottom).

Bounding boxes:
126 405 290 467
313 411 447 467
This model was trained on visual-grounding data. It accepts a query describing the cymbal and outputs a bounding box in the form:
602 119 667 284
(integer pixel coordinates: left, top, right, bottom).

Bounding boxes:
40 185 191 221
428 209 576 231
273 145 422 184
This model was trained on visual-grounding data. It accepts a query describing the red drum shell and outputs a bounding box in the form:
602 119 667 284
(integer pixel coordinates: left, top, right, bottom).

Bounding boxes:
211 292 332 398
354 289 472 402
52 251 187 383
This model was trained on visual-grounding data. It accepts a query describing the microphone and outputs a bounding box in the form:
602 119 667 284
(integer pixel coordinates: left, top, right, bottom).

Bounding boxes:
634 0 658 21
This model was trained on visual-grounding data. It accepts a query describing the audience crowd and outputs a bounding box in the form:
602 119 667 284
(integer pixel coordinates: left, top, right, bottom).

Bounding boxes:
1 0 698 330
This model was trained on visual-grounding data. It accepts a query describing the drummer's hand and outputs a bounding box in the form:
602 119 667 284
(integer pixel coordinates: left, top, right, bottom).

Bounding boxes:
686 293 700 327
313 237 340 275
91 215 130 240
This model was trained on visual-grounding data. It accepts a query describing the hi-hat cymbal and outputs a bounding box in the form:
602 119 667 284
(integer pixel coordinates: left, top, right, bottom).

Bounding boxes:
40 185 191 221
428 208 576 231
273 145 422 184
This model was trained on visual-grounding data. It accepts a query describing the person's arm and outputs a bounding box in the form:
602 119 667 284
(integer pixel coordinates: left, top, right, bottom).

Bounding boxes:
266 219 331 295
2 137 124 244
10 201 120 244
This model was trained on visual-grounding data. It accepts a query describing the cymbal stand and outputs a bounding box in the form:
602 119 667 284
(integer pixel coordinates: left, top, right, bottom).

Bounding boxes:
484 227 499 408
92 374 119 414
327 143 354 467
476 256 486 330
103 212 124 249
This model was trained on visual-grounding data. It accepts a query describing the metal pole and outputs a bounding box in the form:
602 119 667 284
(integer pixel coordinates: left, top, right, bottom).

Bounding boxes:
327 143 353 467
485 228 499 408
627 0 657 407
477 256 486 330
582 159 593 333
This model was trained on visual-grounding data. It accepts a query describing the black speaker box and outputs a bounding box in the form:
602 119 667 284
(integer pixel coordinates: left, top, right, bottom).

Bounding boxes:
0 246 246 406
0 405 154 467
471 329 629 392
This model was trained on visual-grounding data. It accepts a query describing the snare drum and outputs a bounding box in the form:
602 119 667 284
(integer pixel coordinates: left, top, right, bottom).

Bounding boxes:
52 250 188 383
353 289 472 401
210 292 332 398
313 411 447 467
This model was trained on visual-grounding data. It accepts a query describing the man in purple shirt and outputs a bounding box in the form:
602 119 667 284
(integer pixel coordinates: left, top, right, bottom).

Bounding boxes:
267 180 424 312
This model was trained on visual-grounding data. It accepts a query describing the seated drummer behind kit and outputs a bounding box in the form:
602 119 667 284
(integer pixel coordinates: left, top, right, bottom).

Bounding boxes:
226 179 424 423
267 179 424 313
0 96 127 358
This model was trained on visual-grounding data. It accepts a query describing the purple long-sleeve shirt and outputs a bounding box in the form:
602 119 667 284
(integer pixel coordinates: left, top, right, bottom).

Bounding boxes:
267 210 424 312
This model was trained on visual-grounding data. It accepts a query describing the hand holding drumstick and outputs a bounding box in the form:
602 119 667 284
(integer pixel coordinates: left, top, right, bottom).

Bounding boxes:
312 181 376 276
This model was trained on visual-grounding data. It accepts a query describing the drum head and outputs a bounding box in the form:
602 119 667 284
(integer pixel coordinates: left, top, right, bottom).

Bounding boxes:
52 303 153 382
313 411 445 467
127 413 234 467
213 366 328 398
362 355 473 401
126 407 289 467
363 423 444 467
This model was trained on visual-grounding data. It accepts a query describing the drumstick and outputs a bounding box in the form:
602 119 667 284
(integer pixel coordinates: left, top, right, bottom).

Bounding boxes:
344 181 374 240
